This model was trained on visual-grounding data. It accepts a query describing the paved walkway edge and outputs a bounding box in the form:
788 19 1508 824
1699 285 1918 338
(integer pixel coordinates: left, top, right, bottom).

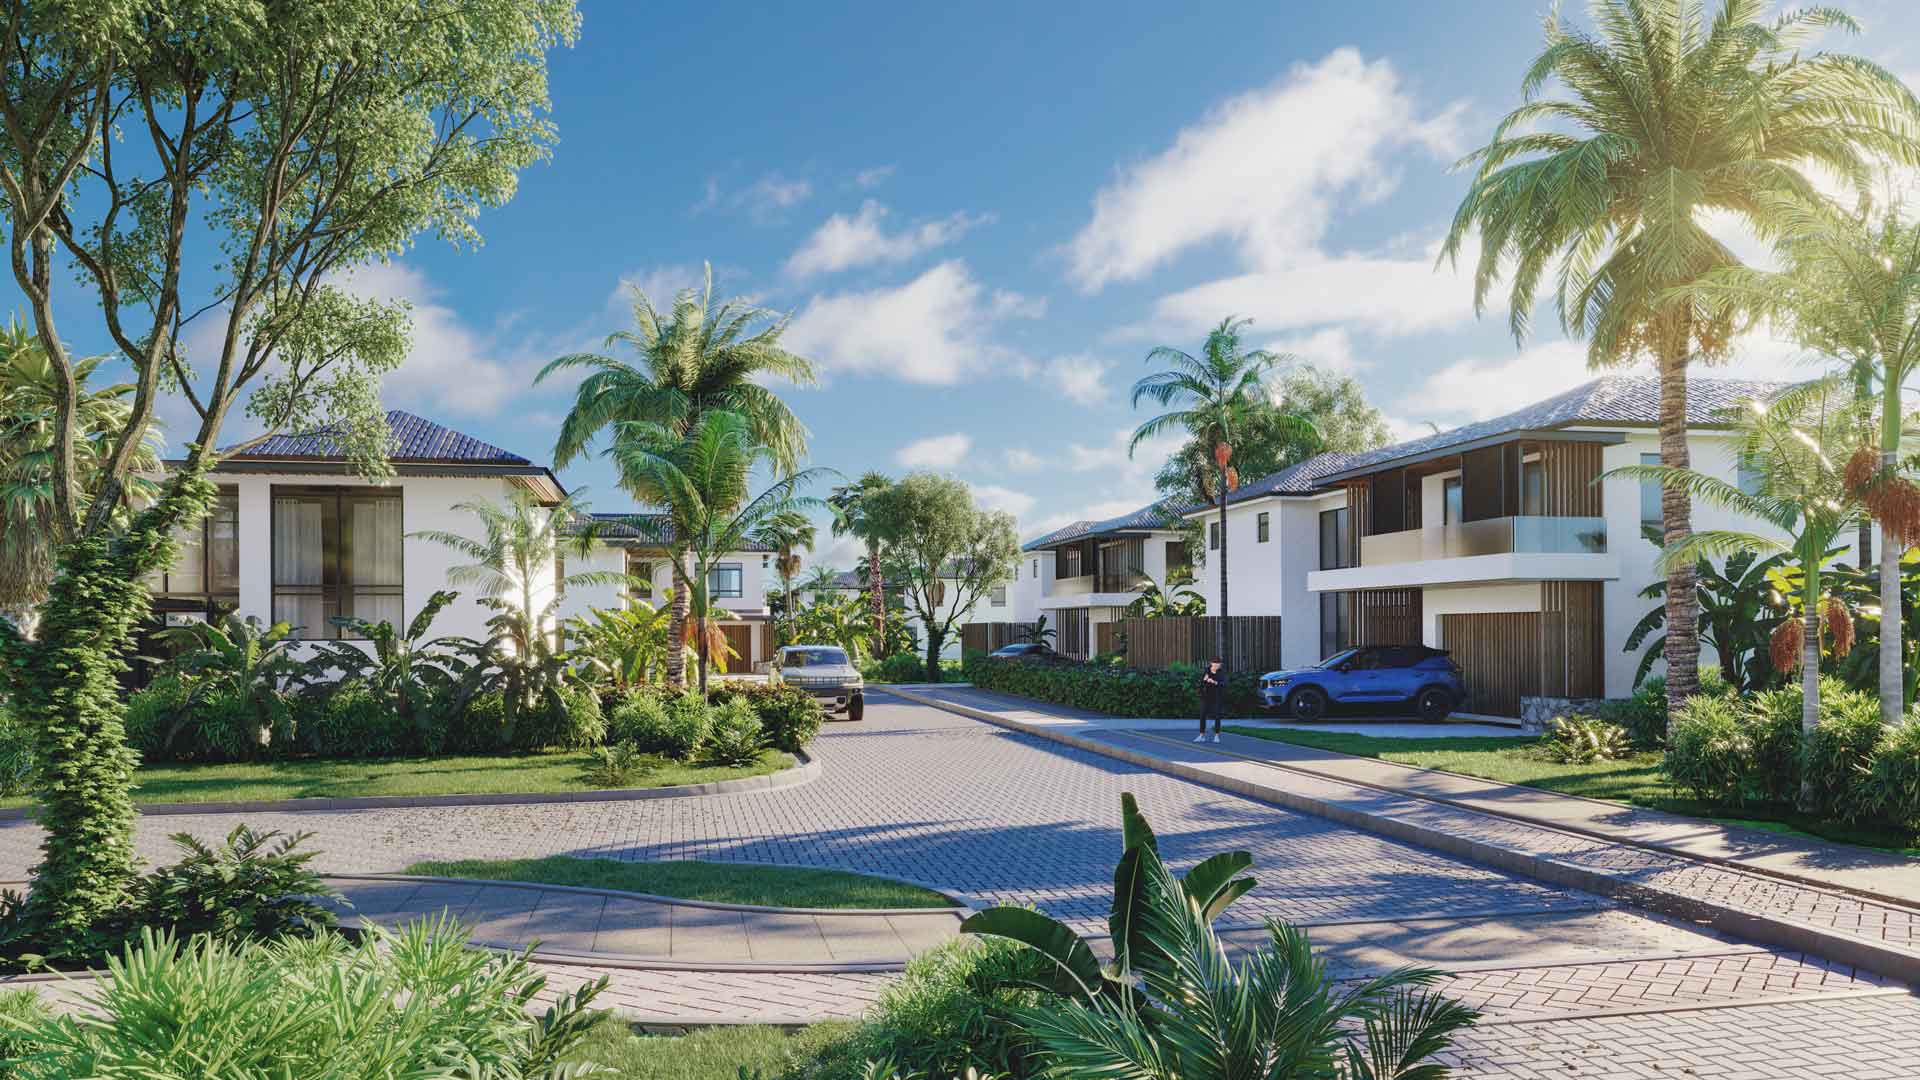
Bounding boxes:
0 749 820 821
885 685 1920 986
328 872 972 917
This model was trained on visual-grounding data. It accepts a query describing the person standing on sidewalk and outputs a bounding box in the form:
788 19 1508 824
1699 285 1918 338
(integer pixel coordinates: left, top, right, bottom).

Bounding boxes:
1195 656 1225 743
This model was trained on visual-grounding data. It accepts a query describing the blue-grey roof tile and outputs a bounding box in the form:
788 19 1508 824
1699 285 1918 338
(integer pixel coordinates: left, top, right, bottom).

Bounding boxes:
225 410 534 465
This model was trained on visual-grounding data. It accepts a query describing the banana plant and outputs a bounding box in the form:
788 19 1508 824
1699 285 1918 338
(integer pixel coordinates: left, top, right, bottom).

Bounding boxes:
303 590 478 740
152 615 306 754
1124 574 1207 619
1624 528 1793 691
960 793 1256 1006
567 599 674 689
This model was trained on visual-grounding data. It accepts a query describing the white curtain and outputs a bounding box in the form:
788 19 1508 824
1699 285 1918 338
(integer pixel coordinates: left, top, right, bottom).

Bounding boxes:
272 497 324 633
349 497 403 628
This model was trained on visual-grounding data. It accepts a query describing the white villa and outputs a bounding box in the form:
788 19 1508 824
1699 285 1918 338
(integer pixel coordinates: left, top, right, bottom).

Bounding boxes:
1012 506 1189 659
149 410 779 666
1163 375 1851 717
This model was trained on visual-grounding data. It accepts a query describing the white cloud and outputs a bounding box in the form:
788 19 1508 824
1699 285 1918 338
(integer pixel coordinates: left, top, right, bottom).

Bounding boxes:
1068 48 1463 292
854 165 896 190
607 263 705 309
894 432 973 468
1015 353 1114 405
1266 327 1363 373
974 484 1036 517
693 172 813 221
784 260 1042 385
332 261 520 418
786 200 989 278
1003 447 1046 472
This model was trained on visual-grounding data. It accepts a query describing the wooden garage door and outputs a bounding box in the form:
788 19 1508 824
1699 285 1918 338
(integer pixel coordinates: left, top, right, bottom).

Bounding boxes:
720 624 754 670
1438 612 1541 717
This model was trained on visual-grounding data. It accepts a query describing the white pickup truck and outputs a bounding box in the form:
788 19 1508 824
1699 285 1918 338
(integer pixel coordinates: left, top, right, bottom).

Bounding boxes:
770 645 866 721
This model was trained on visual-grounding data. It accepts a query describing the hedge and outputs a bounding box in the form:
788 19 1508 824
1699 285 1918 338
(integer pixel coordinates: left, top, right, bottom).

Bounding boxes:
962 656 1263 718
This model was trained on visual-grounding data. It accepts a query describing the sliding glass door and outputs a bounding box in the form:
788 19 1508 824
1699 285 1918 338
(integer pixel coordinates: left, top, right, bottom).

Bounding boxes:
272 486 403 638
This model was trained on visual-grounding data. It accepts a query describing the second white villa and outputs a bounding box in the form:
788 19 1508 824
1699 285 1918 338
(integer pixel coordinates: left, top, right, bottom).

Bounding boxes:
1002 375 1858 720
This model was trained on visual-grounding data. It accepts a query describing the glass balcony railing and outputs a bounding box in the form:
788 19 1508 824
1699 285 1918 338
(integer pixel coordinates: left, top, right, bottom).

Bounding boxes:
1358 516 1606 566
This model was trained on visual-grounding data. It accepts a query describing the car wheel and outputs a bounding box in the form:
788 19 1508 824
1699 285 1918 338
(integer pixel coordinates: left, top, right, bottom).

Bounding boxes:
1416 687 1453 722
1287 686 1328 722
848 693 865 722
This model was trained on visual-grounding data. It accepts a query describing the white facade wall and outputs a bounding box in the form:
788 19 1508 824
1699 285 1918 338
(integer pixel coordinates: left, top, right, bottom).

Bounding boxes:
1186 492 1343 669
206 471 546 655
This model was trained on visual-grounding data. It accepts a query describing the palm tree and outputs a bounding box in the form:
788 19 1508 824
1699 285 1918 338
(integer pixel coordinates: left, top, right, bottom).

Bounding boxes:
829 471 893 651
1131 317 1310 661
1444 0 1920 713
1608 382 1867 809
798 564 842 602
1125 574 1207 619
1677 198 1920 723
608 410 831 693
537 264 817 687
754 509 816 643
0 316 161 629
410 491 622 641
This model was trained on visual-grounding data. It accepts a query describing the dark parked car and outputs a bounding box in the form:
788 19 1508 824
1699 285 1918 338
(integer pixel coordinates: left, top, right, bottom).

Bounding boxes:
990 642 1055 659
1256 645 1464 722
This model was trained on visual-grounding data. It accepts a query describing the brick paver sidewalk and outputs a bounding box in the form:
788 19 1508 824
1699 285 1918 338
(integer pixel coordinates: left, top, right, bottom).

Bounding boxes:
330 875 962 968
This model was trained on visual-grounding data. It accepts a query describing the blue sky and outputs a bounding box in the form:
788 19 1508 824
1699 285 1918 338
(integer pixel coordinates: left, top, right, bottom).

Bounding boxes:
19 1 1920 569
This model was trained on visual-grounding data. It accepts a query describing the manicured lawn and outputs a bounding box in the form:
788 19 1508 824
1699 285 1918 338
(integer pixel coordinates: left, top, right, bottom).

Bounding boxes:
567 1017 856 1080
1225 725 1920 855
0 749 792 808
403 854 957 909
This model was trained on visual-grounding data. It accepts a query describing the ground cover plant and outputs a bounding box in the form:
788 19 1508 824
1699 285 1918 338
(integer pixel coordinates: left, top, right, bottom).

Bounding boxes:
403 855 954 910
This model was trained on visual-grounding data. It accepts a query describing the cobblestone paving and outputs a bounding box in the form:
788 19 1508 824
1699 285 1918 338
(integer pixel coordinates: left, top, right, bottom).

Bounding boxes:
531 963 891 1022
0 697 1599 932
1430 949 1891 1020
1437 992 1920 1078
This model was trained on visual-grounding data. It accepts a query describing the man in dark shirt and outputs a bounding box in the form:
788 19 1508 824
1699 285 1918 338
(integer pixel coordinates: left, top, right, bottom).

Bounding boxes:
1195 656 1225 743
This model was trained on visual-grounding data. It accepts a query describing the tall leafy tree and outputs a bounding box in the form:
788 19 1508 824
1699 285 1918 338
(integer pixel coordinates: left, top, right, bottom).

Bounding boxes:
1131 317 1313 660
608 411 830 693
1611 383 1867 809
0 0 576 947
538 265 817 687
865 473 1020 683
754 509 816 643
1443 0 1920 714
0 317 159 628
829 471 894 651
1678 198 1920 723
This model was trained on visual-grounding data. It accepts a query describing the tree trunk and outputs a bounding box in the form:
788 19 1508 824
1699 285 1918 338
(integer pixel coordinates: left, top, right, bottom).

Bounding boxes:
1657 342 1700 711
1799 581 1821 813
1215 464 1229 663
0 465 215 952
665 552 691 689
868 543 885 654
698 625 709 696
926 627 943 684
1881 447 1904 726
1858 520 1874 572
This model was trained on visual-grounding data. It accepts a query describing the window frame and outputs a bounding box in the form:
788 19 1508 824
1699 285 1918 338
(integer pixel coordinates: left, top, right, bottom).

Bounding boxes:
1256 511 1270 543
269 485 404 641
1207 521 1220 550
1639 452 1663 528
1442 476 1463 525
149 486 241 623
709 561 745 599
989 584 1007 607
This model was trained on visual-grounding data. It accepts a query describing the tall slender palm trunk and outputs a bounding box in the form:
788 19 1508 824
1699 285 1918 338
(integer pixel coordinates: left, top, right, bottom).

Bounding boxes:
1658 344 1700 711
867 543 885 652
665 551 691 688
1881 440 1905 726
1799 577 1822 813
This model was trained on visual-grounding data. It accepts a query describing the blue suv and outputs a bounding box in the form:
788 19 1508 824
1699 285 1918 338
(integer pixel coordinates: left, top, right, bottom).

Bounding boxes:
1257 645 1465 722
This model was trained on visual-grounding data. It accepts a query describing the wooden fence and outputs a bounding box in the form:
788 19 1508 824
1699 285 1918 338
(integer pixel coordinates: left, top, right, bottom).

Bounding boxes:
1094 616 1285 673
960 621 1038 655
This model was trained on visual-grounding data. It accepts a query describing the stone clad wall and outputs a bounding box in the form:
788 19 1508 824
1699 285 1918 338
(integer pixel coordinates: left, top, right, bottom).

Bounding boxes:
1518 695 1616 735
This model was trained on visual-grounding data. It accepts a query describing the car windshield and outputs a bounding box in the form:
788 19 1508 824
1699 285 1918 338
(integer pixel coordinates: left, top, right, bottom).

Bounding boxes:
1316 648 1359 669
783 647 849 667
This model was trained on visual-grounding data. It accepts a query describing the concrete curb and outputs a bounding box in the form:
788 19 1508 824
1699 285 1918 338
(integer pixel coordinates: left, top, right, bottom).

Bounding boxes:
885 685 1920 987
0 749 819 821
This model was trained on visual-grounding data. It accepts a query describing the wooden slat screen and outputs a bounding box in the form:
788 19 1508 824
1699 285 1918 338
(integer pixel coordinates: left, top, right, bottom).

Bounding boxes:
1371 467 1407 534
960 621 1038 655
1057 607 1091 659
1092 616 1286 673
1542 580 1605 697
1461 445 1504 522
1353 588 1423 647
1440 581 1603 716
1540 441 1603 517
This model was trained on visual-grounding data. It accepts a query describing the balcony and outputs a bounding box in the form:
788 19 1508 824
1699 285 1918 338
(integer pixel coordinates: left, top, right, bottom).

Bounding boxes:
1359 516 1607 565
1309 516 1616 593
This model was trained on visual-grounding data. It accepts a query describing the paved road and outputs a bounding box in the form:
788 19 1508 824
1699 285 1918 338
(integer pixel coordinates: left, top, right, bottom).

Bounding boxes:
2 692 1912 1075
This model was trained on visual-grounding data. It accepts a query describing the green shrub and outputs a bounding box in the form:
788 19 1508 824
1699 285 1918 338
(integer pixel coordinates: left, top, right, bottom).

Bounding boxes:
710 682 823 752
1743 686 1804 805
131 826 341 945
185 687 272 762
0 921 603 1076
297 682 408 758
1803 680 1882 819
0 704 36 797
1663 694 1751 803
1600 676 1669 748
702 699 765 767
1538 715 1633 764
0 986 49 1059
583 743 660 788
124 676 190 761
524 686 605 750
451 691 508 754
1860 718 1920 829
612 691 708 760
868 652 928 683
796 935 1048 1080
964 656 1261 718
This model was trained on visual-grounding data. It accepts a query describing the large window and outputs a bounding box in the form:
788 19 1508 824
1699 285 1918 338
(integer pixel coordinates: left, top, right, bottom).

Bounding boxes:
150 488 240 622
1639 452 1663 528
1319 593 1349 660
709 562 744 598
625 553 656 599
1318 506 1350 570
1521 459 1545 516
1208 522 1221 550
272 487 403 639
1256 512 1270 543
990 585 1007 607
1442 477 1462 525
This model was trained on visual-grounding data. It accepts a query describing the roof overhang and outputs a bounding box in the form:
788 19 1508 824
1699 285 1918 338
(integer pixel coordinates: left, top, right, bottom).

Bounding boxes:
1315 429 1626 485
171 458 569 504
